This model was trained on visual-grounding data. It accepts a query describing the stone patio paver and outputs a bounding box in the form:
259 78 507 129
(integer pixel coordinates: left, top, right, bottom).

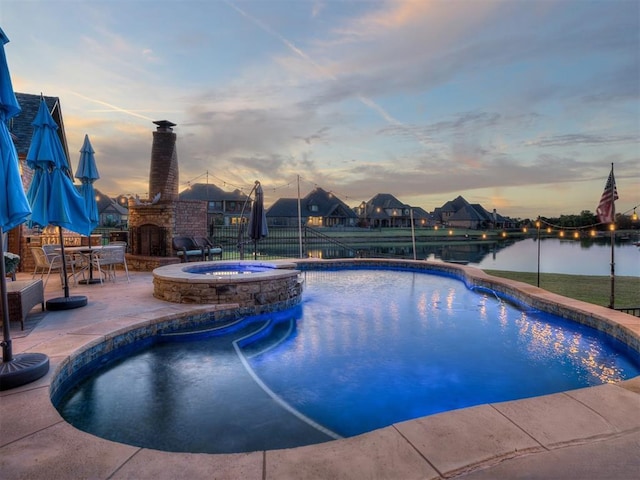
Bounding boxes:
265 426 439 480
394 404 542 477
492 390 617 447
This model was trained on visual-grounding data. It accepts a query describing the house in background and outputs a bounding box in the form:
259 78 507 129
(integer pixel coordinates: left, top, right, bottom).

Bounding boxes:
433 195 513 229
356 194 403 228
411 206 438 228
356 194 437 228
178 183 250 232
267 187 357 227
94 189 128 228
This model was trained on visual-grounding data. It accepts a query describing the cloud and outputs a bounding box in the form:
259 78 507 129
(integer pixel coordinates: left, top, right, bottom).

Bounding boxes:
525 134 639 148
5 0 638 218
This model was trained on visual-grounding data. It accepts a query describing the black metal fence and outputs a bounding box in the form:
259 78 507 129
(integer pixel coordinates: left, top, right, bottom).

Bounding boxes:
213 226 358 260
614 306 640 317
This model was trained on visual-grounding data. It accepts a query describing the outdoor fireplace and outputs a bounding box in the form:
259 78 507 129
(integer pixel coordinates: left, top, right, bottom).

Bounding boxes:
125 120 207 270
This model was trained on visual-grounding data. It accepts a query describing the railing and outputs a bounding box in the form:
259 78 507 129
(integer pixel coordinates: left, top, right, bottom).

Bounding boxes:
614 306 640 317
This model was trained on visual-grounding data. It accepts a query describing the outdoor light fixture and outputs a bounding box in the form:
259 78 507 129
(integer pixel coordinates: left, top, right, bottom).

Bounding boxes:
633 208 638 221
573 232 580 239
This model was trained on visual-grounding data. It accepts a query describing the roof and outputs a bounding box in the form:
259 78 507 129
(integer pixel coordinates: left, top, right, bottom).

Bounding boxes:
368 193 409 210
266 198 299 217
411 207 436 221
9 93 70 164
449 204 487 222
95 189 128 216
440 195 470 213
266 187 357 219
179 183 249 202
73 187 128 216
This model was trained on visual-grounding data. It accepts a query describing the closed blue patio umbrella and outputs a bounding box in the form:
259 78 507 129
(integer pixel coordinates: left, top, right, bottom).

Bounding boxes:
75 134 100 233
75 134 100 284
26 97 92 310
0 27 49 390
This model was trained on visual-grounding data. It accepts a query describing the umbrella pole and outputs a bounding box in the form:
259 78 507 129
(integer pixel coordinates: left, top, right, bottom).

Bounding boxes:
1 226 13 362
59 227 70 298
45 228 87 311
0 226 50 390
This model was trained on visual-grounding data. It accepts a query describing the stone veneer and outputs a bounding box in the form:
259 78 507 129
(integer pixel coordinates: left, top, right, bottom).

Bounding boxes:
152 261 303 309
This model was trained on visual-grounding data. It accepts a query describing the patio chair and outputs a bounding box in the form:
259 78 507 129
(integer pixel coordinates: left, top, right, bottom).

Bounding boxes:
93 245 129 283
172 236 205 262
192 237 223 260
109 240 128 252
31 246 78 288
40 244 82 286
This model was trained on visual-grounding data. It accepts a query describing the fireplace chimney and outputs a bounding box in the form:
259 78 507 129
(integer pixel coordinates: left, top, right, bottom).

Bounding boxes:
149 120 179 203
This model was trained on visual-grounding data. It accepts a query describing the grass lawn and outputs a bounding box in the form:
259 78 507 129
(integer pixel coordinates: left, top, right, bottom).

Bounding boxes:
484 270 640 309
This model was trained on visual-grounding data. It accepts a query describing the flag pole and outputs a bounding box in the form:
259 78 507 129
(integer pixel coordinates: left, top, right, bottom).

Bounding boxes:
297 175 303 258
609 163 615 309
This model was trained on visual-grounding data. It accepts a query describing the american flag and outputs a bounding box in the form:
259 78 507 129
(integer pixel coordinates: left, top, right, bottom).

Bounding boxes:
596 166 618 224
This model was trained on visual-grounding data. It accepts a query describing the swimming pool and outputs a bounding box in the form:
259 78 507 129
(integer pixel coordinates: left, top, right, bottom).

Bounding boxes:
54 265 640 454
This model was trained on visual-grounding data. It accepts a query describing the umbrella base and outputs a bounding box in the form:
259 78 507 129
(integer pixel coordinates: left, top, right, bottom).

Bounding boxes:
0 353 50 391
46 295 88 311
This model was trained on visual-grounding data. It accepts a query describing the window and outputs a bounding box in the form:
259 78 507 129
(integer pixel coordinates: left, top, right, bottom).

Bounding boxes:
310 204 318 212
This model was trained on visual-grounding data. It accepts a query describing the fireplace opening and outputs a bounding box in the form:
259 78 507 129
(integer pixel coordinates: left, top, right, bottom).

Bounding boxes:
130 224 168 256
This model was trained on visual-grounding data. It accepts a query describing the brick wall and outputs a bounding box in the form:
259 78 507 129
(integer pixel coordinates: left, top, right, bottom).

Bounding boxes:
175 200 207 238
149 124 179 204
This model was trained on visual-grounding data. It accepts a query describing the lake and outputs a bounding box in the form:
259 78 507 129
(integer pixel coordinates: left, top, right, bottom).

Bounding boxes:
466 238 640 277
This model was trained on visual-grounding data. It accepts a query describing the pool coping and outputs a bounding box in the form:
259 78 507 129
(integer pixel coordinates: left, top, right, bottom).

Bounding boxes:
152 260 300 283
1 260 639 479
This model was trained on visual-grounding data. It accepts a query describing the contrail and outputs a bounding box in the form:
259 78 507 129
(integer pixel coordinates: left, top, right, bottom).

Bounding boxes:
224 0 430 148
67 91 155 121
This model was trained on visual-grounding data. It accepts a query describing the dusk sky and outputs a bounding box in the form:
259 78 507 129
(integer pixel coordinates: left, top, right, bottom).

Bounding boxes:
3 0 639 219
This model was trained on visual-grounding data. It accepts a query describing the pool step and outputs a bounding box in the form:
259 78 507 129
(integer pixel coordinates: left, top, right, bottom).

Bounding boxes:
158 317 266 341
238 316 296 359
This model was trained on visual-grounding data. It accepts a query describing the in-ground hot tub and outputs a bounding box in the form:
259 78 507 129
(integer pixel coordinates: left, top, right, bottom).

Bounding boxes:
152 260 303 309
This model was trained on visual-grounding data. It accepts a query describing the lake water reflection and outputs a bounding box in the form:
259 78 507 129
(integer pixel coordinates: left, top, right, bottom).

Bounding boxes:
469 238 640 277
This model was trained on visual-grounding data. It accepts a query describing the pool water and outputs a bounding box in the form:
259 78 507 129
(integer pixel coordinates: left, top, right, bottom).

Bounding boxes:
56 268 640 453
184 263 275 275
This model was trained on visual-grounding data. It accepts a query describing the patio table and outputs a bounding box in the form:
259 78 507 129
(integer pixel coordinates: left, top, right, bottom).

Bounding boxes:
61 246 118 285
